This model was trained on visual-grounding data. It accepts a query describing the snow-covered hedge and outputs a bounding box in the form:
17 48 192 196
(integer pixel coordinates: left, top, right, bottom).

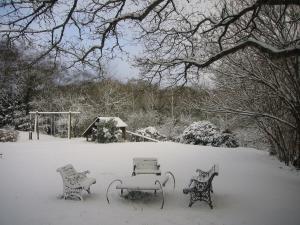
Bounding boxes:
135 126 166 141
91 119 121 143
213 130 239 148
0 128 18 142
180 121 239 148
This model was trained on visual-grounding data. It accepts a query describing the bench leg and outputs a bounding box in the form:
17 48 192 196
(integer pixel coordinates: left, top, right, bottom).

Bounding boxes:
63 187 84 201
86 187 91 194
208 192 213 209
106 179 123 204
155 180 164 209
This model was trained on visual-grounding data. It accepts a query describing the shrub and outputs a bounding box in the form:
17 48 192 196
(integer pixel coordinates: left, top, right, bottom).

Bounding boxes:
0 128 18 142
180 121 219 145
91 119 121 143
135 126 166 141
213 130 239 148
180 121 239 147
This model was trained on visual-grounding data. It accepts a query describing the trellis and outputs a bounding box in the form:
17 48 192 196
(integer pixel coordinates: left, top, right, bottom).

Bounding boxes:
29 111 80 139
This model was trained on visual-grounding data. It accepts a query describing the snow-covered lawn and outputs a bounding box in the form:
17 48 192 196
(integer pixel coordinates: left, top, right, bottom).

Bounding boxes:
0 132 299 225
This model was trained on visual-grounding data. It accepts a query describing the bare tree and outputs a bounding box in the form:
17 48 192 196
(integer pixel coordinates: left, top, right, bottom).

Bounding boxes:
205 48 298 165
192 2 300 167
1 0 298 69
0 0 175 67
135 0 299 85
1 0 299 166
81 79 130 116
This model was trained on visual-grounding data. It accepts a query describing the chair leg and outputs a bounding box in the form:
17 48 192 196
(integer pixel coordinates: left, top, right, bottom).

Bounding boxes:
72 193 83 201
188 195 194 207
208 191 213 209
86 187 91 194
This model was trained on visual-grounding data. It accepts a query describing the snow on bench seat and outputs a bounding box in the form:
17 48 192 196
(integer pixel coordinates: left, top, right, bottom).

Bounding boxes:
57 164 96 200
132 157 161 176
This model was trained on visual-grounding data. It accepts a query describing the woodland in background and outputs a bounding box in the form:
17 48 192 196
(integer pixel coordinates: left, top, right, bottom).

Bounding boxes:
0 39 267 150
0 0 299 168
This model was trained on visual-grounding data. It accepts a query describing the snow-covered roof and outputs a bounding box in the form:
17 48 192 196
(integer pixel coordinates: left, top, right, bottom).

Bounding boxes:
81 116 127 137
97 117 128 128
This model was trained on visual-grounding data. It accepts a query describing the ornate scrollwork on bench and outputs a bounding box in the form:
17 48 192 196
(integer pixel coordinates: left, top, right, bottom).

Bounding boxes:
57 164 96 200
183 164 219 209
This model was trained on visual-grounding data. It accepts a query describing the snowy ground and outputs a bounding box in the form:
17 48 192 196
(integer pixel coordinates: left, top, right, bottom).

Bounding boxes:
0 132 299 225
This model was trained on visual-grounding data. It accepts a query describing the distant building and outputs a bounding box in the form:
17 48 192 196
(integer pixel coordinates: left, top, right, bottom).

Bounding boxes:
82 117 128 141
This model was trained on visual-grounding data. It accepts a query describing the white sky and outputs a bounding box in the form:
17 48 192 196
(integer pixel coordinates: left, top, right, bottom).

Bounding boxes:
0 0 218 82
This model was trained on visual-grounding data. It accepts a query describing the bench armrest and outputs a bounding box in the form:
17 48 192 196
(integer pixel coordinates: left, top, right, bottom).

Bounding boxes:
196 164 219 177
195 169 209 178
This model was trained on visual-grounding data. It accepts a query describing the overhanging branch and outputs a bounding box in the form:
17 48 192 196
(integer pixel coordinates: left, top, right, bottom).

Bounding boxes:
184 39 300 69
200 107 296 129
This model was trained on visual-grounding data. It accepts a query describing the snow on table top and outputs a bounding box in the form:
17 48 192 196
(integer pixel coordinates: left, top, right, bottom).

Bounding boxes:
115 174 163 190
116 184 161 191
0 131 299 225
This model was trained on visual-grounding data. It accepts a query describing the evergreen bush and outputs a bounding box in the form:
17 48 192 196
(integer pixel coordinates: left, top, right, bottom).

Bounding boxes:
180 121 239 148
91 119 120 143
0 128 18 142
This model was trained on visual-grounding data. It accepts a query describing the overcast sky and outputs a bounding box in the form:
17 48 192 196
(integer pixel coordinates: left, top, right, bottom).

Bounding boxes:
0 0 217 83
107 39 141 82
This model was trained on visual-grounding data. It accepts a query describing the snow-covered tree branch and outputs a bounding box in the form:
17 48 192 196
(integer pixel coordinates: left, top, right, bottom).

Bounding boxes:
0 0 298 69
0 0 300 167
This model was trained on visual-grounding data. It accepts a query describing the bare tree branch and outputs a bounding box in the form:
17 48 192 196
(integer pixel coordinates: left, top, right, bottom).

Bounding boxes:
200 107 296 129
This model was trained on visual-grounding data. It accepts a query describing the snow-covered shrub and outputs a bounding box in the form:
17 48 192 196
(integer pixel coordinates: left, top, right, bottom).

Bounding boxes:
135 126 166 141
0 128 18 142
180 121 219 145
13 111 30 131
180 121 239 147
212 130 239 148
91 119 121 143
0 96 30 131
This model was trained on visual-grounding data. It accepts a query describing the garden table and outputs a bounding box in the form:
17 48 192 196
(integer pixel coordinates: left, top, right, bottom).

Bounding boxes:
106 172 175 209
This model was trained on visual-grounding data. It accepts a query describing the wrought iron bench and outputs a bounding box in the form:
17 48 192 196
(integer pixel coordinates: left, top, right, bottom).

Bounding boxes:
57 164 96 200
132 157 161 176
183 164 219 209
